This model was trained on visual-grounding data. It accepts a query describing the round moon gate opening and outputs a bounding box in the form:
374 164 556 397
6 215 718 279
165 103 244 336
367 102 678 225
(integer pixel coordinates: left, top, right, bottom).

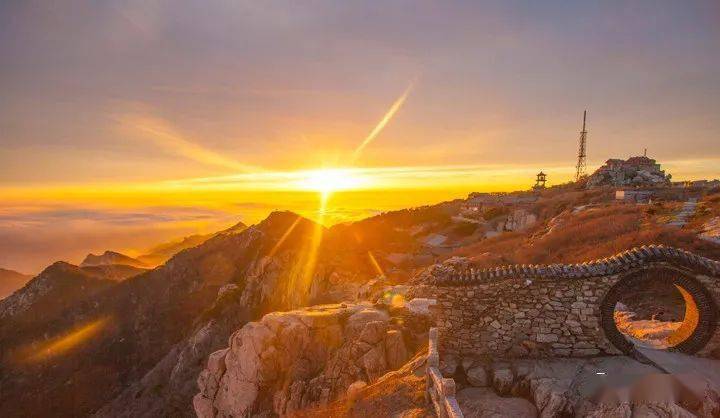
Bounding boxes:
600 267 718 354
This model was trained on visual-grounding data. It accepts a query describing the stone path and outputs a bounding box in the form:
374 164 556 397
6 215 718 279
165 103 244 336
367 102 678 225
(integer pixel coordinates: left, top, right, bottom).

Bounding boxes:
638 347 720 385
668 197 698 227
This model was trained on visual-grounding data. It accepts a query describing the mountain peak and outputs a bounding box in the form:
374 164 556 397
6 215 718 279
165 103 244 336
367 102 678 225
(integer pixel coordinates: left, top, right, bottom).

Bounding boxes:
261 210 319 227
221 220 248 234
255 211 326 239
81 251 147 268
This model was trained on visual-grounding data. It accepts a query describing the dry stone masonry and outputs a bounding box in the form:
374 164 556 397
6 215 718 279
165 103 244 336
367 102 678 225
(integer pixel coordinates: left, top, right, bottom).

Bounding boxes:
424 245 720 360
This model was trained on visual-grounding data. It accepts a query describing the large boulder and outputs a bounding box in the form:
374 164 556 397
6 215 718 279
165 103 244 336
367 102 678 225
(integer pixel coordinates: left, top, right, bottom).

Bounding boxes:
194 303 416 417
385 330 409 370
466 365 489 387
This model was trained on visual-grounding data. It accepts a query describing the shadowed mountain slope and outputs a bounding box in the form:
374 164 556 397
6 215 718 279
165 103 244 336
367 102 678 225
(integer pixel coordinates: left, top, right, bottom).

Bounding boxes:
0 268 32 300
0 212 376 417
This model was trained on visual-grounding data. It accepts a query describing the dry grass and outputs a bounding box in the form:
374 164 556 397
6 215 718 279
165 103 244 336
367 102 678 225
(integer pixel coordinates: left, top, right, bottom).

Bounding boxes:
688 190 720 230
533 188 612 220
453 203 720 267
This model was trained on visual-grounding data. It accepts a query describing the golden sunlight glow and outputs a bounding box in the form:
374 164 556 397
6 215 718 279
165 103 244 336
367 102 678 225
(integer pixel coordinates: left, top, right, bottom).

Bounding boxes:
390 293 406 308
279 192 328 307
295 168 368 194
16 317 111 364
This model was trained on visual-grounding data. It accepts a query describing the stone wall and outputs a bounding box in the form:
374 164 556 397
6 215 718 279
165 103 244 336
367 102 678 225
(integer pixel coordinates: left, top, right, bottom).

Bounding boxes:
697 273 720 357
425 245 720 360
434 275 621 358
426 328 464 418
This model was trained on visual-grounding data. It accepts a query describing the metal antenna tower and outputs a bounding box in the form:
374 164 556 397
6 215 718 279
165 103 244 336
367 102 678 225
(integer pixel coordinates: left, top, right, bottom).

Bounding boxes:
575 110 588 181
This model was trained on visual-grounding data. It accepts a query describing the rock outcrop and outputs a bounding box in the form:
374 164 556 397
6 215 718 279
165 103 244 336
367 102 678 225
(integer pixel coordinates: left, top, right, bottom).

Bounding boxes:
194 303 420 417
504 209 537 232
586 155 671 188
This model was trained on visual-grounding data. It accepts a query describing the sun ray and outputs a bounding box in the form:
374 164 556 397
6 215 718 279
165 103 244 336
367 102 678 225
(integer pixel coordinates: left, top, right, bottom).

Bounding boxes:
14 317 111 364
352 79 417 162
301 192 329 285
268 214 302 257
367 250 385 277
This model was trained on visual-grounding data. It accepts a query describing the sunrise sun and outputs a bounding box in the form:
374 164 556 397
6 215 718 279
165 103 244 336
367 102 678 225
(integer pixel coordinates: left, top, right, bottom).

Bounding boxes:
295 168 367 194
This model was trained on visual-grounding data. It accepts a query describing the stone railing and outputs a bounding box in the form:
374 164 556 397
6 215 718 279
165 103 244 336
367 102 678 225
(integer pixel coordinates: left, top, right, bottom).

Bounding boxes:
425 245 720 286
426 328 464 418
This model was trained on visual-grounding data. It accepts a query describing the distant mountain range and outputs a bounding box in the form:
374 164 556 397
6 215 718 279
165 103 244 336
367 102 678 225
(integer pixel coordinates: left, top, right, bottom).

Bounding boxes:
135 232 220 267
100 223 248 268
0 268 33 300
0 224 246 304
80 250 148 269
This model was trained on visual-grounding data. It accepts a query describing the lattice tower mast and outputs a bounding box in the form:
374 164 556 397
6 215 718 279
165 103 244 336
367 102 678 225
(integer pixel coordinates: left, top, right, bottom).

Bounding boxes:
575 110 588 181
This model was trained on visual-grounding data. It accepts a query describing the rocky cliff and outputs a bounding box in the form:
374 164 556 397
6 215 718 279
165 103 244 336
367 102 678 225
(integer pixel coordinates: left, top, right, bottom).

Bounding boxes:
194 302 430 417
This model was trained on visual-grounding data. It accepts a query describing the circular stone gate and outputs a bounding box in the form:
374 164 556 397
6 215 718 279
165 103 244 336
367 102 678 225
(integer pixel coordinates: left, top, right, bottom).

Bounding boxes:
600 267 719 354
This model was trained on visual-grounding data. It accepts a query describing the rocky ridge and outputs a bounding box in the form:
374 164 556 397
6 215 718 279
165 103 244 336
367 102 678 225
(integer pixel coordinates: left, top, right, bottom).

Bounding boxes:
0 261 114 320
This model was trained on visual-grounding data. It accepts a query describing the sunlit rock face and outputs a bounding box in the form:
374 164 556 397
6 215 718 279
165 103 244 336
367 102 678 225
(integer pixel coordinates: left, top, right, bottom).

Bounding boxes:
194 303 424 417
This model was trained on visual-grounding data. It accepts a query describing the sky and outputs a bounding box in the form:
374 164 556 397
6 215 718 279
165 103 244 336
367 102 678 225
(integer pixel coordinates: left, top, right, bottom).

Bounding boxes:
1 0 719 273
